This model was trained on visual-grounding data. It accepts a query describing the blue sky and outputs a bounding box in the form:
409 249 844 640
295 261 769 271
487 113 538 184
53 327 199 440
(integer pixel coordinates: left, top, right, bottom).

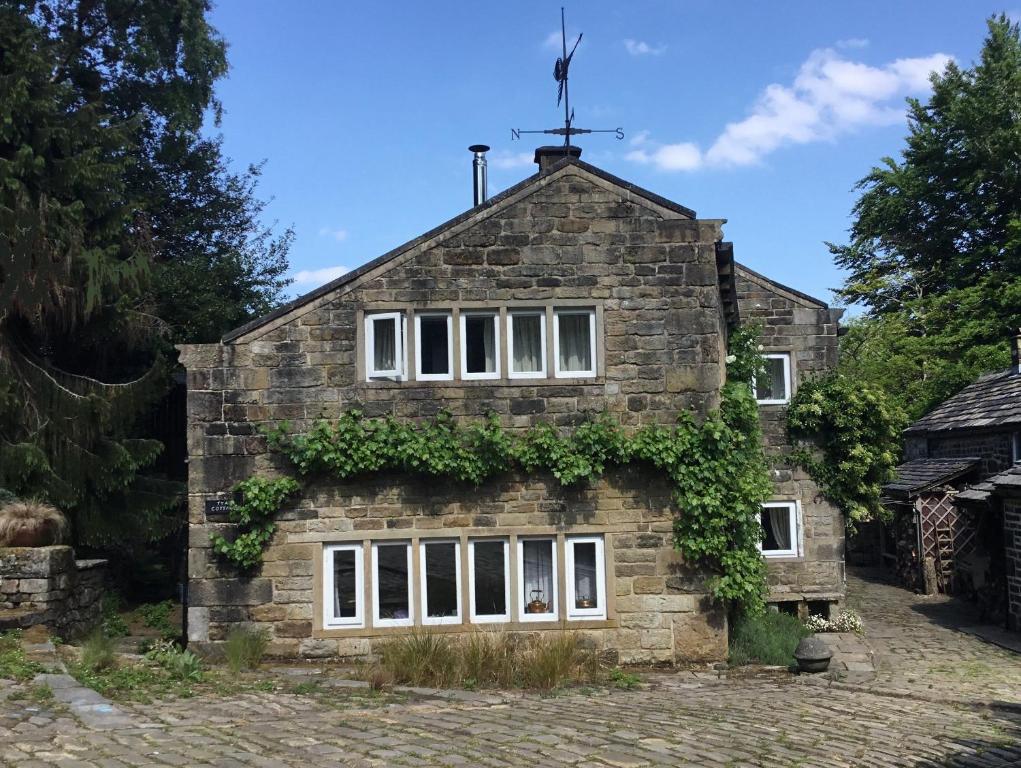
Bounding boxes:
206 1 1016 309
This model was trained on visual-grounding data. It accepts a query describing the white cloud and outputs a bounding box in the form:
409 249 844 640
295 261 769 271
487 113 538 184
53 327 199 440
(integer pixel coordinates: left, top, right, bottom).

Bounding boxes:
836 37 870 50
318 227 349 242
543 29 582 52
292 265 350 287
623 39 666 57
627 47 952 172
489 150 534 170
629 130 650 147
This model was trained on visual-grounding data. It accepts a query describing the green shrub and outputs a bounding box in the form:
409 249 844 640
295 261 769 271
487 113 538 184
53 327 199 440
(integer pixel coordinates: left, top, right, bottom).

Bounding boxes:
100 595 129 639
144 639 203 681
80 629 116 672
223 626 269 673
137 600 177 640
728 610 811 667
0 631 44 681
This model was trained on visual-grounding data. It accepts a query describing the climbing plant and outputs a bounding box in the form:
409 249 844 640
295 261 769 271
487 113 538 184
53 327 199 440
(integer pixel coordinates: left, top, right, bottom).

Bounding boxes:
213 326 773 613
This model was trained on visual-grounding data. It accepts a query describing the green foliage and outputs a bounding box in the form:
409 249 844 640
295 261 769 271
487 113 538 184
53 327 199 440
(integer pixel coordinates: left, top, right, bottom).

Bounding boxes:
144 639 203 682
787 373 906 524
230 327 773 612
100 595 130 639
137 600 177 640
80 629 116 672
0 631 45 682
222 626 270 673
210 477 299 569
832 15 1021 419
728 610 811 667
609 667 642 690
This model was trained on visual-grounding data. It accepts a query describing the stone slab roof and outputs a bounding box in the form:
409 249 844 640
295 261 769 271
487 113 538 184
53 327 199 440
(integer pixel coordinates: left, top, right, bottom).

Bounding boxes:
883 457 981 499
956 465 1021 504
904 369 1021 435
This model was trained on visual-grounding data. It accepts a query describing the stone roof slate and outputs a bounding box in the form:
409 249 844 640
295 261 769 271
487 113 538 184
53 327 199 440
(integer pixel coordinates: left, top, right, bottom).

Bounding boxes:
956 465 1021 504
883 457 981 499
904 369 1021 435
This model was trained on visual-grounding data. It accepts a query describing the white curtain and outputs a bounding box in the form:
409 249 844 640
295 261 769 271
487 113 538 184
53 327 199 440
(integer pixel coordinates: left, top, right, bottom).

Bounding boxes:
558 314 591 372
522 540 553 611
466 316 496 373
373 318 396 371
481 318 495 372
768 507 791 550
513 315 542 372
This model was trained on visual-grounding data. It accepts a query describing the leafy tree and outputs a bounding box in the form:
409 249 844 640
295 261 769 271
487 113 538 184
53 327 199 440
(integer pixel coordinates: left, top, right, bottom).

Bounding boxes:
833 15 1021 419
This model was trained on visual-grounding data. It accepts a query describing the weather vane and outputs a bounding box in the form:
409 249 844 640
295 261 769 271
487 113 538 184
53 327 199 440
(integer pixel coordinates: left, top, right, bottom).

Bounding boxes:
511 8 624 146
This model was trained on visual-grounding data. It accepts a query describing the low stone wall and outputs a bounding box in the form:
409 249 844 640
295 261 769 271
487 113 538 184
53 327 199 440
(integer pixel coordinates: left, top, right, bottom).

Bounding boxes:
0 546 107 638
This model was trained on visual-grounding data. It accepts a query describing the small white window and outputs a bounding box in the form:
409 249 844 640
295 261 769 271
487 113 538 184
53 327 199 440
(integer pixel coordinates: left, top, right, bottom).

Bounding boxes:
1013 432 1021 464
365 312 405 380
420 539 461 625
517 537 558 621
508 312 547 379
460 312 500 380
415 312 453 381
372 541 413 627
759 502 800 558
754 353 791 404
468 539 510 623
323 544 364 628
566 536 606 620
553 309 596 378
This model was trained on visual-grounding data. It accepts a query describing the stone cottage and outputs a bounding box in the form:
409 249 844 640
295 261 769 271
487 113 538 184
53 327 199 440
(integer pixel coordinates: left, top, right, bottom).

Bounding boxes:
178 146 844 663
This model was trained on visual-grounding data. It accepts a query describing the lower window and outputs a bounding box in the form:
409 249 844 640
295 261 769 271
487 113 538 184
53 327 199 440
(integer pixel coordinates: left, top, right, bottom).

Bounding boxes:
420 539 461 625
324 544 364 628
372 542 413 627
468 539 510 623
518 538 558 621
566 536 606 619
760 502 800 558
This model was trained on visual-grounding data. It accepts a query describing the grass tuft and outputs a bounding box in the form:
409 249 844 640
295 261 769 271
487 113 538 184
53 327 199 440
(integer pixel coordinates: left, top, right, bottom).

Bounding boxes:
223 626 269 673
0 631 44 681
79 629 116 672
728 610 811 667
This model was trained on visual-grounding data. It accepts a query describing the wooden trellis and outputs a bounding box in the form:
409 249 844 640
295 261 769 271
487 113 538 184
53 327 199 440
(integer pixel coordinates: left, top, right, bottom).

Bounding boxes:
916 490 977 594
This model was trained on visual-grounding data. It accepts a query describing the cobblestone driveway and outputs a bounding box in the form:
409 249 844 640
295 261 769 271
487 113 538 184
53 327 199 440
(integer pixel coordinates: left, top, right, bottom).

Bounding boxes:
3 569 1020 767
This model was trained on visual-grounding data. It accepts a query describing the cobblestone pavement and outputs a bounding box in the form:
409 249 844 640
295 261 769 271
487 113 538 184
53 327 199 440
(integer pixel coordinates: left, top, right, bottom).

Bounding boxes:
2 569 1020 767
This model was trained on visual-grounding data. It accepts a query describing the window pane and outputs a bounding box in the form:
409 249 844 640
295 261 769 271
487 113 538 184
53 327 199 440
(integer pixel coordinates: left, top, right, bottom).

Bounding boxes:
376 544 410 620
756 357 787 400
761 508 793 552
373 317 396 371
522 539 554 615
419 316 449 375
424 542 458 618
572 542 598 610
512 315 542 373
332 549 358 619
558 314 592 372
465 315 496 374
473 541 506 617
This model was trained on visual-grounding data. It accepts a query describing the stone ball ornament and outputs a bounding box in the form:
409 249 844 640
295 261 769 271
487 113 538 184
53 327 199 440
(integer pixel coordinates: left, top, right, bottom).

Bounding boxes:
794 636 833 673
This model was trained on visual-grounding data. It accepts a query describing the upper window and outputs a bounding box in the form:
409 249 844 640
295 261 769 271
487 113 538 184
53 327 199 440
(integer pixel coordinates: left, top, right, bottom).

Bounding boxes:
508 312 547 379
554 309 596 378
415 312 453 381
365 312 405 379
760 502 800 558
324 544 364 628
755 353 791 404
468 539 510 623
1013 432 1020 465
420 539 461 625
460 312 500 380
518 537 558 621
372 541 413 627
565 536 606 620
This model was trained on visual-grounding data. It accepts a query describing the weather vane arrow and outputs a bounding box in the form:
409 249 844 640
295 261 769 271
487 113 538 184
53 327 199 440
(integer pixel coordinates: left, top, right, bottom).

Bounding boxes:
511 7 624 146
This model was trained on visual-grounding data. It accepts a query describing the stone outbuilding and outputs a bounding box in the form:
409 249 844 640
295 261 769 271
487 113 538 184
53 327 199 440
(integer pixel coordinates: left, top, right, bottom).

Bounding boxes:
178 147 845 662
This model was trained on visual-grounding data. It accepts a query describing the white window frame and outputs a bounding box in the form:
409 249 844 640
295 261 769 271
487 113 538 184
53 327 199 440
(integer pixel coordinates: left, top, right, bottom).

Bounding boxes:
508 311 547 379
365 311 406 380
565 535 606 620
759 501 801 559
553 309 597 379
323 544 364 629
516 537 558 622
459 312 501 380
419 539 462 626
754 352 792 405
371 541 414 628
1013 431 1021 465
414 312 454 381
467 538 511 624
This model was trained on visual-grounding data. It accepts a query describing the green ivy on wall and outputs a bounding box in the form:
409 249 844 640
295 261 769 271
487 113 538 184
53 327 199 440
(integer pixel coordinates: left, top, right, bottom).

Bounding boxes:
211 326 773 613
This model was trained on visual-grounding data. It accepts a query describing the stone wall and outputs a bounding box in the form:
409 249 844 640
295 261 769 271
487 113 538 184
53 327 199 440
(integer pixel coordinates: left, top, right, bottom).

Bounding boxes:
1005 498 1021 632
922 431 1015 478
735 265 845 605
0 546 106 638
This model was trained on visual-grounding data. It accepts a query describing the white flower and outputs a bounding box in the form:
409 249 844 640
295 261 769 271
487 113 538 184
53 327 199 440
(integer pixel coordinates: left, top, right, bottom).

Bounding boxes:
725 354 736 364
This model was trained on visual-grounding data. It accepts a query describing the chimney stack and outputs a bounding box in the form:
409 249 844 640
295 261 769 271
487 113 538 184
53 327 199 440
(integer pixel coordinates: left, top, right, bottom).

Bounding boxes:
1012 329 1021 374
469 145 489 206
534 144 583 173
